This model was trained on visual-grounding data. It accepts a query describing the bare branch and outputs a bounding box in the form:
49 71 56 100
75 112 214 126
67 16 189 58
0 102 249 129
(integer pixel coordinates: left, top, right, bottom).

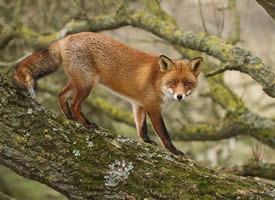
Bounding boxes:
14 0 24 26
227 0 240 44
0 192 16 200
198 0 209 34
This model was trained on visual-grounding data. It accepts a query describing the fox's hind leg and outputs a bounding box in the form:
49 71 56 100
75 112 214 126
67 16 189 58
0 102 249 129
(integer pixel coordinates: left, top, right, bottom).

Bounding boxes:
70 76 99 130
58 81 75 120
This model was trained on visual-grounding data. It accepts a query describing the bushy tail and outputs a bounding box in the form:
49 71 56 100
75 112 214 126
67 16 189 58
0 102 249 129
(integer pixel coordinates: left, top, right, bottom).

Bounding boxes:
13 45 61 98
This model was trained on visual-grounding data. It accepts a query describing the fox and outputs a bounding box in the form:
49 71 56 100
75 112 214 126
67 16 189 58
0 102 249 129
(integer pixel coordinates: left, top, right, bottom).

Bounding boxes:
13 32 203 156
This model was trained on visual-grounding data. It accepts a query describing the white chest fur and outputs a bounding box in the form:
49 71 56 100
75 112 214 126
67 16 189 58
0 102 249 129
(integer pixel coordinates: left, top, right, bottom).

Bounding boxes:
161 88 174 111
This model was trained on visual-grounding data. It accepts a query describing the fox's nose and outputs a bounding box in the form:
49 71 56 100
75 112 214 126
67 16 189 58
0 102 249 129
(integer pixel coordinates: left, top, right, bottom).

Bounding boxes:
177 94 183 100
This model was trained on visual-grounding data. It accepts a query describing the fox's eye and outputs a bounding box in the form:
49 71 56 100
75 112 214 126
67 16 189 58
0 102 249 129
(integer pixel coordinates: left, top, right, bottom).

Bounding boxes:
171 80 177 86
184 82 191 87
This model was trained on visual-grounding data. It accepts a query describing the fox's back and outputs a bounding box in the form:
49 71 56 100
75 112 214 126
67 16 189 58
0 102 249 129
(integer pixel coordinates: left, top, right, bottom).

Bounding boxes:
60 32 160 101
61 32 156 69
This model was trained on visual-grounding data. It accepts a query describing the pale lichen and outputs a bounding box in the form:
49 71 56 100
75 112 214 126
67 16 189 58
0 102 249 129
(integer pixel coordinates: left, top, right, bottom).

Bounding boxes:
86 136 94 147
104 160 134 187
27 108 33 114
75 122 81 128
116 135 135 144
73 149 80 157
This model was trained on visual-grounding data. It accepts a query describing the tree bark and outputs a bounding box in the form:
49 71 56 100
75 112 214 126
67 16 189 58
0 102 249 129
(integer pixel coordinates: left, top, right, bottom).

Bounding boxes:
0 74 275 199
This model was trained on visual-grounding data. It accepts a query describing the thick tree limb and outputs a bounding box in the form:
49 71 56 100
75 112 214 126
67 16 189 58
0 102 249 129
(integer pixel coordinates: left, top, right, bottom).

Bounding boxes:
0 72 275 199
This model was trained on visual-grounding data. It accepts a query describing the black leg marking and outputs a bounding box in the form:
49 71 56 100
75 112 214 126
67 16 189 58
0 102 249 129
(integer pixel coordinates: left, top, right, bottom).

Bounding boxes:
141 116 150 142
66 101 75 120
159 117 184 155
80 112 98 129
80 112 91 125
141 115 158 146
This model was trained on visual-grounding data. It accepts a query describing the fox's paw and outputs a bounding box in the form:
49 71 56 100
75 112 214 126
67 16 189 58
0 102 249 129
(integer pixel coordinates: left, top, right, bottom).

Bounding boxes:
143 138 158 146
170 148 186 157
67 114 76 121
65 102 75 120
148 140 158 146
86 123 99 130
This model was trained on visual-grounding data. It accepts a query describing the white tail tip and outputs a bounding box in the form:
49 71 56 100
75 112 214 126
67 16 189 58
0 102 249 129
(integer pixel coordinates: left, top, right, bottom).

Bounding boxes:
28 87 36 99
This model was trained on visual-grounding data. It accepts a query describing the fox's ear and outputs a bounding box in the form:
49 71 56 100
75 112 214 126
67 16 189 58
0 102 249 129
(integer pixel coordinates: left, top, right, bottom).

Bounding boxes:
159 55 174 72
189 57 203 76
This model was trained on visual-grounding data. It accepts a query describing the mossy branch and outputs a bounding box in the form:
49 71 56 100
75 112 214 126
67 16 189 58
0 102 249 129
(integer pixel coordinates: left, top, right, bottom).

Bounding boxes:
0 71 275 200
144 0 177 25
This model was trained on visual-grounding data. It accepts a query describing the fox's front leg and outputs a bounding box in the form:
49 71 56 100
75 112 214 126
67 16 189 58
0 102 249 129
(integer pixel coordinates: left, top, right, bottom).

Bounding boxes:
147 109 184 156
132 104 157 145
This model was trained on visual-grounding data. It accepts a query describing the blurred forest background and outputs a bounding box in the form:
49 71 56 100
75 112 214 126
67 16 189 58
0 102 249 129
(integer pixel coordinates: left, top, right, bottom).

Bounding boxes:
0 0 275 199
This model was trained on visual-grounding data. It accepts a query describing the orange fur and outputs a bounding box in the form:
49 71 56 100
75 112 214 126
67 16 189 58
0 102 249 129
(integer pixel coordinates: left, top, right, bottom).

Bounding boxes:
13 32 203 155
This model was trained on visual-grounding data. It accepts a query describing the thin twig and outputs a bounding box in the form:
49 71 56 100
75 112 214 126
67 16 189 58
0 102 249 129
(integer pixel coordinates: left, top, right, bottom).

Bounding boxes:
0 192 16 200
227 0 240 44
199 0 209 34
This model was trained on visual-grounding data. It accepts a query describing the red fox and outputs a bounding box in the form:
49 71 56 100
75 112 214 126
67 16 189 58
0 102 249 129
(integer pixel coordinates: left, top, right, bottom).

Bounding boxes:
13 32 203 156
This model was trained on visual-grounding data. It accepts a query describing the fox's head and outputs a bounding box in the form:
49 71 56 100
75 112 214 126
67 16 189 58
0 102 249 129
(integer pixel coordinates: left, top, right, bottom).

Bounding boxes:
159 55 203 101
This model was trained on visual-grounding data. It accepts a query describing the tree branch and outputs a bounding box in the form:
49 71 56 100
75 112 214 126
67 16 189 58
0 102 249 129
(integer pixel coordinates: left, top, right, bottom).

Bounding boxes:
198 0 209 34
